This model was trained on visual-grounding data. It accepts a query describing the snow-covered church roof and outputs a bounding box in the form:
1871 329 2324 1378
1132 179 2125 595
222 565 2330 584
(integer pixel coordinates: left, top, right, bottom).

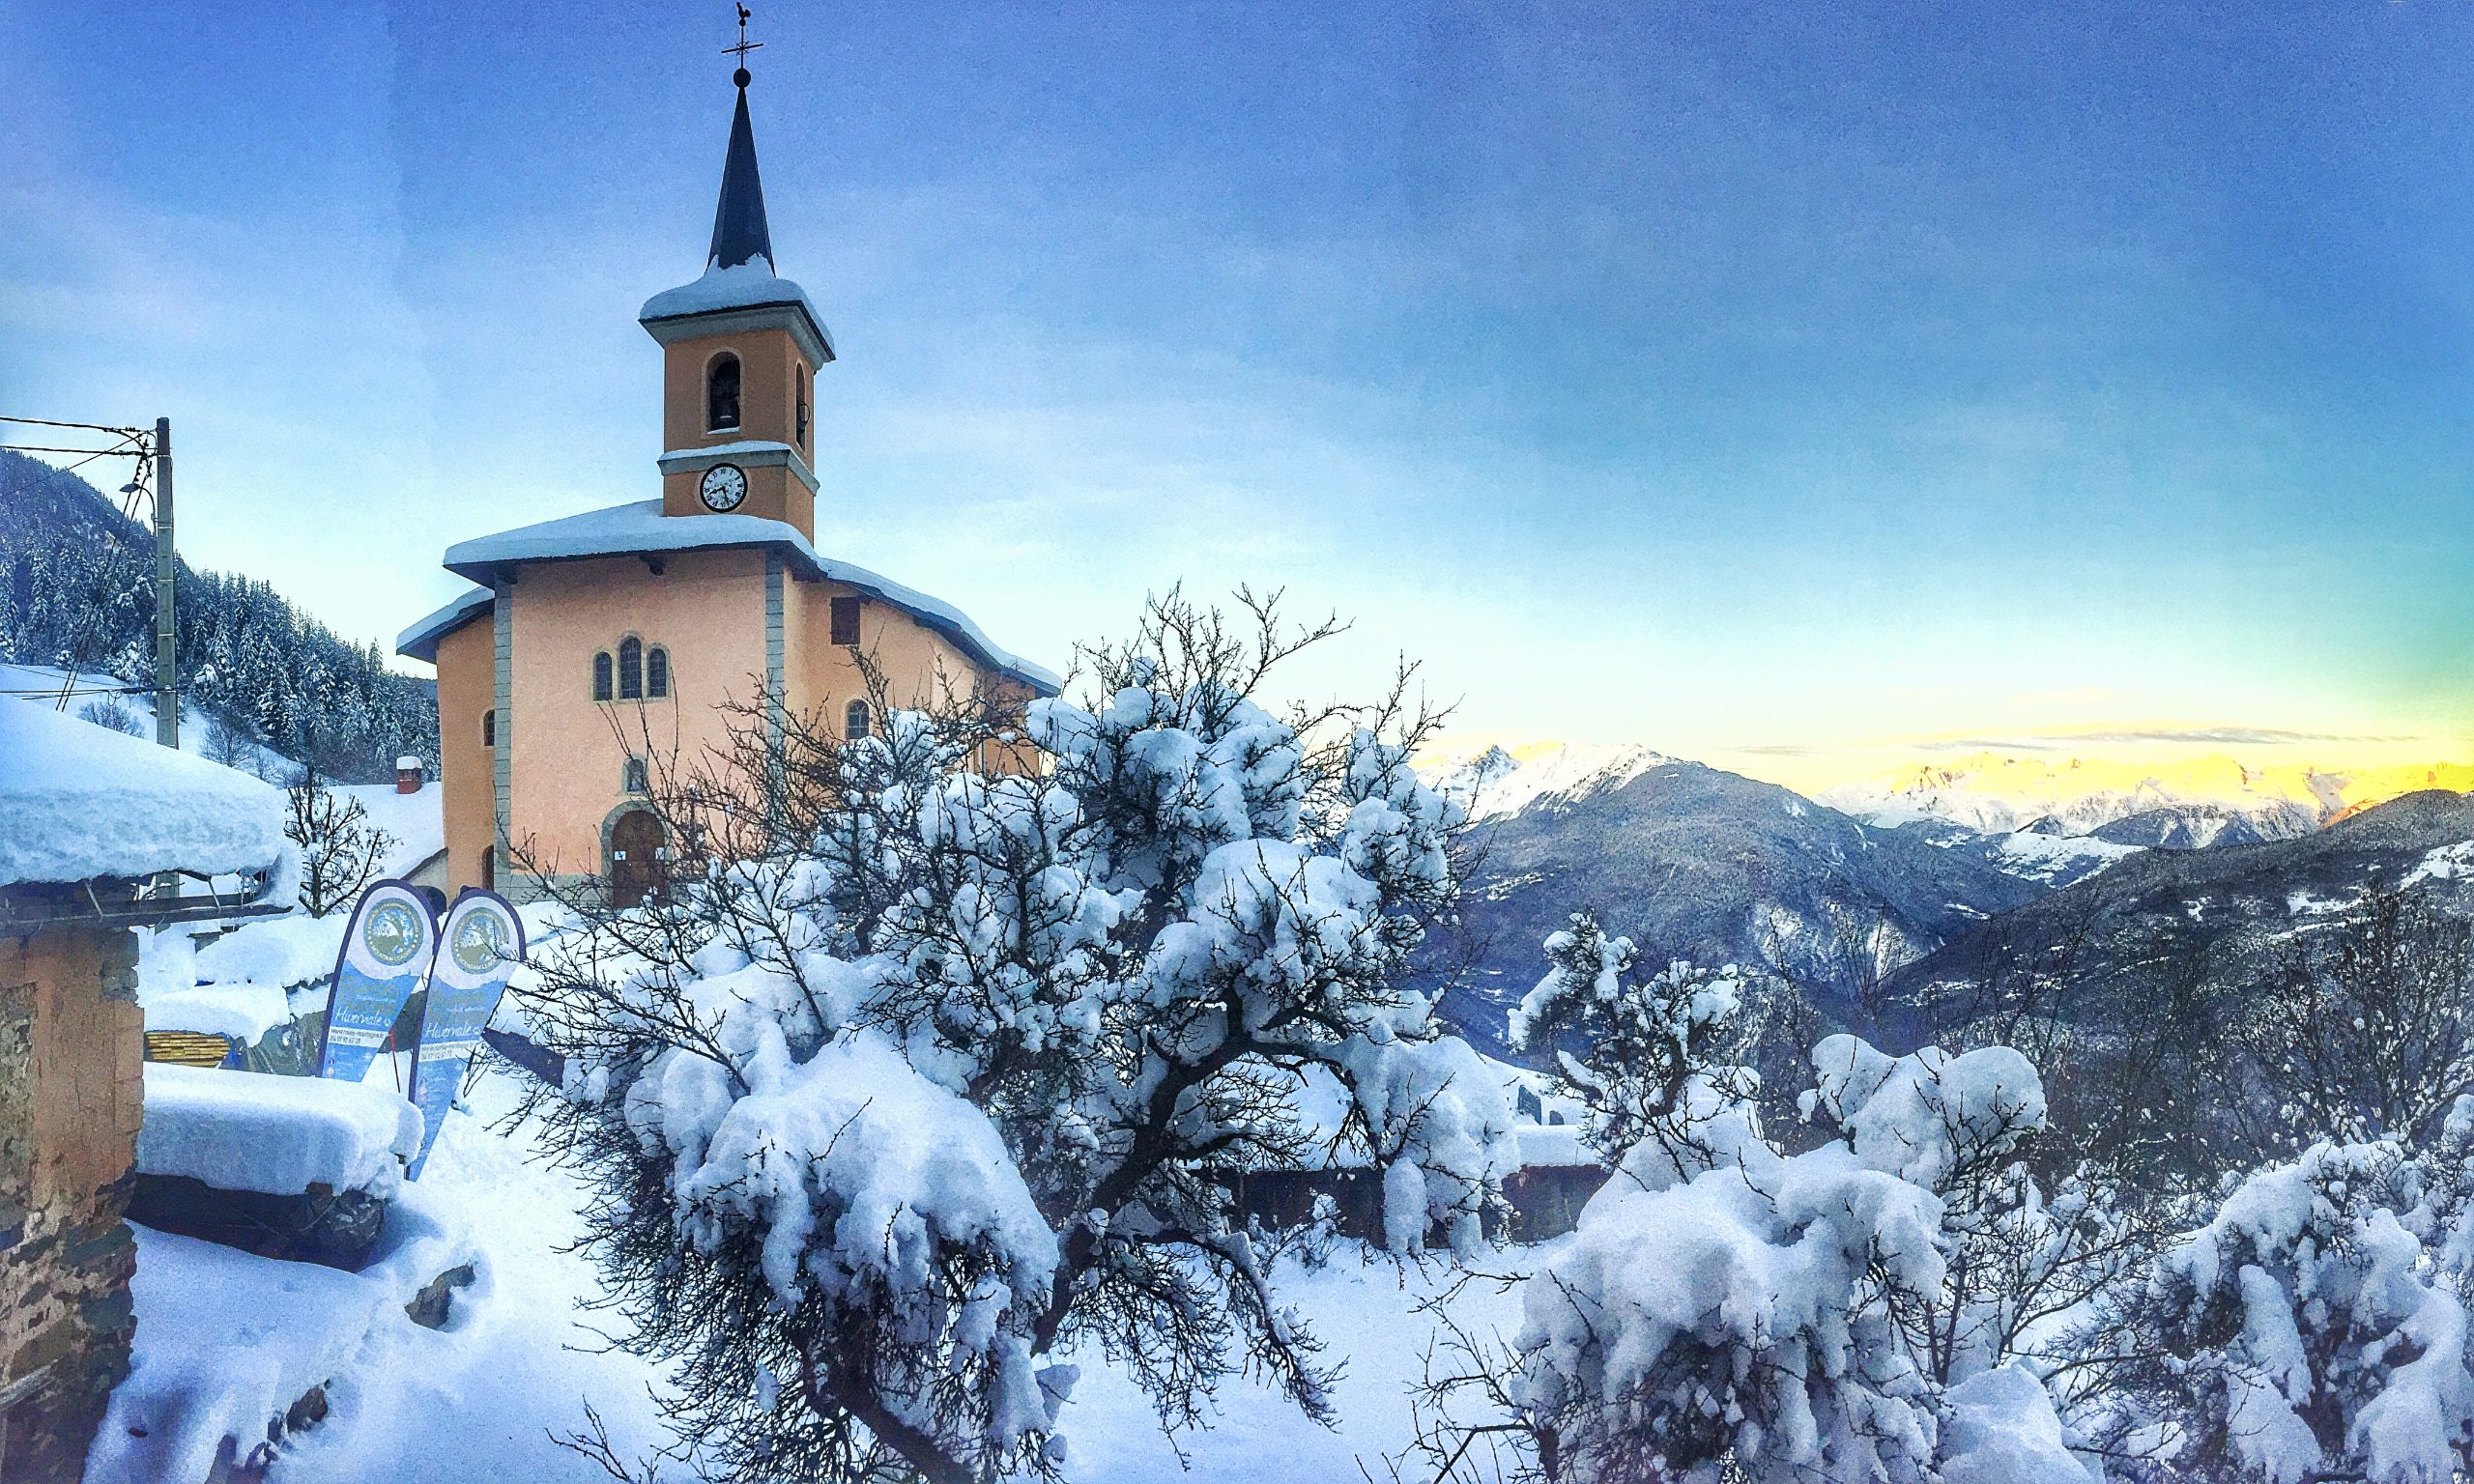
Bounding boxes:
0 698 287 889
395 499 1060 695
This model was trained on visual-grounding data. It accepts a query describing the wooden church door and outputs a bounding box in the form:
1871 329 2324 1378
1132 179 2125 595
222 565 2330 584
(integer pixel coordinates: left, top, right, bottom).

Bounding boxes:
608 809 665 908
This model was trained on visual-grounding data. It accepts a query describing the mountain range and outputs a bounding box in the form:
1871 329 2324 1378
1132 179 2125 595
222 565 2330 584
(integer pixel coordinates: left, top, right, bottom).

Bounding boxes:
1820 750 2474 842
1422 740 2474 1059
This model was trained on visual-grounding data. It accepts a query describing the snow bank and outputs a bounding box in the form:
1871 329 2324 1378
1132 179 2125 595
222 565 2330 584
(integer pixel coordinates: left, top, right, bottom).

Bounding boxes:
90 1184 477 1484
1938 1364 2094 1484
193 913 348 989
338 784 445 878
0 696 284 887
138 1064 422 1198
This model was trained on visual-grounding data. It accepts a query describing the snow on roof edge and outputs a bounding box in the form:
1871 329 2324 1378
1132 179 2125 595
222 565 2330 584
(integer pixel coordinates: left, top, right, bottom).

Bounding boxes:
638 264 835 359
419 500 1059 695
396 585 494 665
0 699 288 888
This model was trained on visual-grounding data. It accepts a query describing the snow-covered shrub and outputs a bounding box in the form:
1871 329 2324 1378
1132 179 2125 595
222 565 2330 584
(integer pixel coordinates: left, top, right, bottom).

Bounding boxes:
2142 1139 2474 1484
518 592 1512 1482
283 760 394 916
2234 889 2474 1158
1510 912 1756 1173
1503 1035 2087 1484
1805 1035 2142 1397
79 693 143 735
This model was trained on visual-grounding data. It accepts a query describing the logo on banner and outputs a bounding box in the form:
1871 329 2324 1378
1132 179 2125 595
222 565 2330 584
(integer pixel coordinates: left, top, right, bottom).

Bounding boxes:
365 900 425 967
448 910 510 974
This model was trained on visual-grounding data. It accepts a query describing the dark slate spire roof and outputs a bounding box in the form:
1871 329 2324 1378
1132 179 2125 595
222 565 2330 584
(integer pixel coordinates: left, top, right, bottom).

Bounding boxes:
706 74 774 272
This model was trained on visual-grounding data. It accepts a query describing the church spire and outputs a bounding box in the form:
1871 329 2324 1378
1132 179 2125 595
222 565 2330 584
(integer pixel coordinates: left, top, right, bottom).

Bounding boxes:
707 9 773 272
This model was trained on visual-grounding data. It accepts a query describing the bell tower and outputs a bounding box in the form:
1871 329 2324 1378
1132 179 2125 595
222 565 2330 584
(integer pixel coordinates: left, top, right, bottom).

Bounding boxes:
638 18 834 540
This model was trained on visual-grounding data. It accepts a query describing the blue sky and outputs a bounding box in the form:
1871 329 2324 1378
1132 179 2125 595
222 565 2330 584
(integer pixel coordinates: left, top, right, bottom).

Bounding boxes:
4 1 2469 782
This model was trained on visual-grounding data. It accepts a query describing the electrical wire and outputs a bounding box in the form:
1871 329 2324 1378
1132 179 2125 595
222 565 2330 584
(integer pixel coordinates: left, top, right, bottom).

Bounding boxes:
0 414 146 435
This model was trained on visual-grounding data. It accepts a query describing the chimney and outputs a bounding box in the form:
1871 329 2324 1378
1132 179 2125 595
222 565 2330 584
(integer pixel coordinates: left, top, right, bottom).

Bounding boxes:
395 756 423 794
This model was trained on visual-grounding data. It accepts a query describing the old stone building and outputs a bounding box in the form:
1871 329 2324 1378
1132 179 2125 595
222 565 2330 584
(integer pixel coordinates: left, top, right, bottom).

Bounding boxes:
0 699 287 1482
398 61 1056 903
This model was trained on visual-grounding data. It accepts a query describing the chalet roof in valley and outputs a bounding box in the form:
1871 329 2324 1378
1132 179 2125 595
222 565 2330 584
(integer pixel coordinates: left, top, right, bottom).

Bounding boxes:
394 499 1060 694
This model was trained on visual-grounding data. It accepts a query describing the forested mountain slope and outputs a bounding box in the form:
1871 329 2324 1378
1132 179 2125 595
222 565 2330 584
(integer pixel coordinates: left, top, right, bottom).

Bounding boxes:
1428 757 2048 1054
1890 787 2474 1013
0 450 437 782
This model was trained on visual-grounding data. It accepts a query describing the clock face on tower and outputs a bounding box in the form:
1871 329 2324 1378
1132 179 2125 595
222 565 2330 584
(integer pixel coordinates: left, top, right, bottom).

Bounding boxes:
699 463 748 512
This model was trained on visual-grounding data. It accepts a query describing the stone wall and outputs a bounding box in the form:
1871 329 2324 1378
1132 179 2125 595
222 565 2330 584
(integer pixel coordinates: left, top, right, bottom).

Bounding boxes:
0 922 143 1483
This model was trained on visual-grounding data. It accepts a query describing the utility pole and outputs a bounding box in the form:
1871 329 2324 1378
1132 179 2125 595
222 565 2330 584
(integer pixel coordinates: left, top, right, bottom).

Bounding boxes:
151 416 178 750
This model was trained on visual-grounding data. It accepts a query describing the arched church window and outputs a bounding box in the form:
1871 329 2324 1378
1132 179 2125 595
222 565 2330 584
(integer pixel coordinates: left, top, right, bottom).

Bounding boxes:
707 354 741 431
623 756 649 794
795 364 810 448
647 646 670 699
482 709 496 747
845 699 871 740
619 637 644 699
592 651 613 701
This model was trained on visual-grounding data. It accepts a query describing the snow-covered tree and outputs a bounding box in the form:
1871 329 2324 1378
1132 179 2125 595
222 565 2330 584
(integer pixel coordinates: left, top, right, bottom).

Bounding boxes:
2233 889 2474 1158
284 761 395 916
2127 1136 2474 1484
1509 912 1756 1174
519 592 1513 1482
203 714 265 776
1393 1020 2116 1484
1501 1035 2088 1483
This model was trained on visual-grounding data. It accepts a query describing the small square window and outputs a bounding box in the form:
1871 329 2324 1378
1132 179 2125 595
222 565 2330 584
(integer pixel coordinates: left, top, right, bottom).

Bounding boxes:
830 596 861 645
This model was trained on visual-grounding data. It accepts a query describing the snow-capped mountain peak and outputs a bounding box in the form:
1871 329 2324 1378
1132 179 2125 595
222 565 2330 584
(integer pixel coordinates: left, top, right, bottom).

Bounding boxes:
1820 751 2474 842
1424 740 1673 819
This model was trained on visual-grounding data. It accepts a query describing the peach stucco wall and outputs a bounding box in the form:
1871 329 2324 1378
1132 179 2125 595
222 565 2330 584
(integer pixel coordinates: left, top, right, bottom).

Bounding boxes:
657 324 817 536
503 548 771 881
434 617 495 893
430 545 1029 896
782 576 990 730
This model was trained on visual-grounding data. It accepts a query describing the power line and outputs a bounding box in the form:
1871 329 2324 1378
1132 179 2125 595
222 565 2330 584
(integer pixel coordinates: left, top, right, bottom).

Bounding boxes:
0 443 136 457
0 414 146 436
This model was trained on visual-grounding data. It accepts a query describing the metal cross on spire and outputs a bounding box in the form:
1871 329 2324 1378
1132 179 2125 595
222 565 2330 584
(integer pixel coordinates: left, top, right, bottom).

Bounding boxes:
725 5 762 86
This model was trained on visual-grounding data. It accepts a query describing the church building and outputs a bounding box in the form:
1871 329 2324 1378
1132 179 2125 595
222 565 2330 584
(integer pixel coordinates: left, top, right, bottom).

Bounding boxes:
398 60 1057 904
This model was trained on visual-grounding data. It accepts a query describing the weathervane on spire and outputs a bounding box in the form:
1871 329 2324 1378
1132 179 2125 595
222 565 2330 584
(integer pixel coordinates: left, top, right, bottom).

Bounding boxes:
725 4 762 88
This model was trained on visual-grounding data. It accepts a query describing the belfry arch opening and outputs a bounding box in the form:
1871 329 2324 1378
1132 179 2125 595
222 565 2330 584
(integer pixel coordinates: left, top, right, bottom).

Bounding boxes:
706 353 741 431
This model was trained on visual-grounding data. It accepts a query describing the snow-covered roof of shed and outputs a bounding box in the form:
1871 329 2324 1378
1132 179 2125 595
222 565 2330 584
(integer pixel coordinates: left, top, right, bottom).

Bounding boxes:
0 699 286 888
408 499 1060 695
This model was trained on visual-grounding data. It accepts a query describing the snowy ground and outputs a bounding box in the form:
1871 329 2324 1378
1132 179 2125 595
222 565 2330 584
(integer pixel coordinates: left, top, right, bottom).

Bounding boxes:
259 1067 671 1484
238 1064 1532 1483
